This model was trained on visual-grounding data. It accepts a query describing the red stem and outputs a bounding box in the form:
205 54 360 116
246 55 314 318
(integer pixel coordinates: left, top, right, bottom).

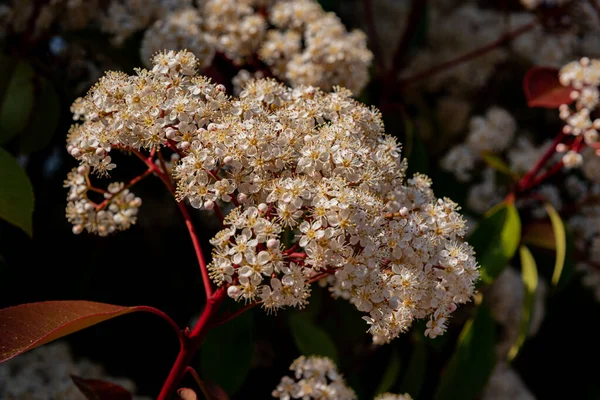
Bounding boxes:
157 288 226 400
397 20 537 88
525 161 564 190
136 306 185 348
516 131 565 193
211 301 260 328
94 168 154 211
185 366 204 392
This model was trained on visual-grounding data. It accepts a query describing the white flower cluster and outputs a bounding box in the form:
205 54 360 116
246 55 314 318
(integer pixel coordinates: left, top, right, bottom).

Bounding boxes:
272 356 357 400
558 57 600 166
66 50 478 341
0 341 150 400
441 107 517 182
259 0 373 93
135 0 373 93
140 8 215 70
272 356 414 400
101 0 191 46
64 166 142 236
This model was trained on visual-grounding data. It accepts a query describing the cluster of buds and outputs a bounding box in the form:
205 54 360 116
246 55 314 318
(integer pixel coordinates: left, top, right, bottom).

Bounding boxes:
64 166 142 236
558 57 600 168
66 50 477 342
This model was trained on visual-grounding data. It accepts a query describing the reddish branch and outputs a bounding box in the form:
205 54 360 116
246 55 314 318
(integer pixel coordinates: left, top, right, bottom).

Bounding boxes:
136 306 185 349
157 288 227 400
516 131 566 193
397 19 538 88
94 168 154 211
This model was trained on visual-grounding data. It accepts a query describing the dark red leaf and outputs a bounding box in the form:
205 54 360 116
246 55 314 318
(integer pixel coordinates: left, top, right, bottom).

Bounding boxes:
523 66 574 108
0 301 146 363
71 375 133 400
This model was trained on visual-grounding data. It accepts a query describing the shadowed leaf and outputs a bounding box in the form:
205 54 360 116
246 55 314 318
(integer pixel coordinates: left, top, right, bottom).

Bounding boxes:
71 375 133 400
289 313 339 364
0 60 35 143
0 147 34 236
469 202 521 284
200 309 253 395
434 302 496 400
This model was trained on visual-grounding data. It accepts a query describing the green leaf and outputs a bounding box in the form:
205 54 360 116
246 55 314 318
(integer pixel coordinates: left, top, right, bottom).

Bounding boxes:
398 337 426 398
19 78 60 154
469 202 521 284
480 151 518 180
375 348 401 396
200 310 253 395
0 148 34 236
288 312 338 364
545 203 566 286
434 303 496 400
508 246 538 362
0 60 35 144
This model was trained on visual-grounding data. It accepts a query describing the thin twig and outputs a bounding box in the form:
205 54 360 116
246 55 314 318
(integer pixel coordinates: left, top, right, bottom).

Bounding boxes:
397 20 538 88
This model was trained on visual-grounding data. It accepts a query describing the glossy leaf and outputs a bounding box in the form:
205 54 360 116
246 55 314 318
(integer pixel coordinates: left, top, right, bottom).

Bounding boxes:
545 203 567 285
71 375 133 400
523 66 574 108
0 301 148 363
0 60 35 143
19 78 60 154
0 147 34 236
289 312 339 364
375 348 401 396
434 303 496 400
200 309 253 395
469 202 521 284
508 246 538 362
